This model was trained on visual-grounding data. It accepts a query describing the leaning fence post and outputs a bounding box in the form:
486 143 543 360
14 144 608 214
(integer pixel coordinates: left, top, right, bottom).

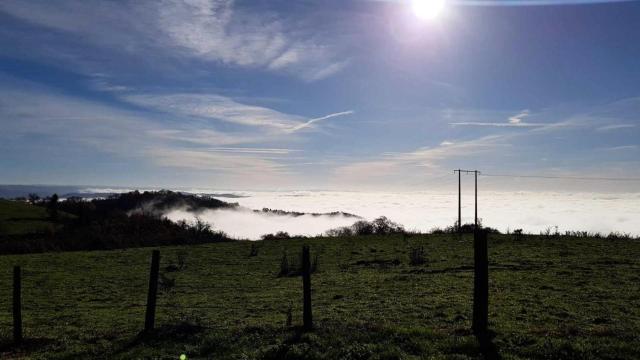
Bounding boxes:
472 230 489 335
144 250 160 332
302 245 313 331
13 266 22 345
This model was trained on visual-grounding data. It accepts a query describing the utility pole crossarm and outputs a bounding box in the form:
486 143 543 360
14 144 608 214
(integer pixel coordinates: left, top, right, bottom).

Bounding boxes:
454 170 480 174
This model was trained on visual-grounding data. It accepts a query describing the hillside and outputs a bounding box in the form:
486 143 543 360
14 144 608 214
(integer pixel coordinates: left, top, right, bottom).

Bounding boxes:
0 191 233 254
0 200 59 235
1 233 638 359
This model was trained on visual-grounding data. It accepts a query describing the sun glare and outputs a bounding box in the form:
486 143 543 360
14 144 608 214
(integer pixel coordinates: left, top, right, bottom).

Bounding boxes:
412 0 446 20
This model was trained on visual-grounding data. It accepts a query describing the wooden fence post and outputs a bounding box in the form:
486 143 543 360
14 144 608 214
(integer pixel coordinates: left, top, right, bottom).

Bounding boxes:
472 230 489 335
13 266 22 345
302 245 313 331
145 250 160 332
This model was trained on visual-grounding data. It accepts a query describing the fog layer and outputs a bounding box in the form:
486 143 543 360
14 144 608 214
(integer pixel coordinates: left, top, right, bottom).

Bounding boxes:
163 190 640 239
164 207 358 240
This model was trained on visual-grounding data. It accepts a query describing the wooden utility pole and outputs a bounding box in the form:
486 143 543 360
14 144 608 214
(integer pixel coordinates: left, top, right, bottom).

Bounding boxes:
454 170 480 233
302 245 313 331
13 266 22 344
475 170 478 229
145 250 160 332
458 170 461 234
472 230 489 335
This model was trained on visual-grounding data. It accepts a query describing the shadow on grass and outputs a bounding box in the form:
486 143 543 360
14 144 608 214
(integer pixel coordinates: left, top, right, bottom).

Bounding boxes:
477 330 502 360
112 320 206 355
9 321 498 359
0 337 56 356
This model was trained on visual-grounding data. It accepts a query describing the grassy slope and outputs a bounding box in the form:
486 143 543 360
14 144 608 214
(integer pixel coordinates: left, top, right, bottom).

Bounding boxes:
0 234 639 359
0 200 54 235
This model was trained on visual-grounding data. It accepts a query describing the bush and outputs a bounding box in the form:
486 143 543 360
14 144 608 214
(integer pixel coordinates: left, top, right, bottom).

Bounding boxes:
372 216 404 234
352 220 375 235
158 273 176 293
434 219 501 235
249 243 259 257
326 216 405 237
261 231 292 241
409 246 427 266
325 226 354 237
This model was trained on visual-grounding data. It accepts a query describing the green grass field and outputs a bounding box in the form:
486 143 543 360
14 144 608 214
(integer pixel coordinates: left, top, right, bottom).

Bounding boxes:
1 234 639 359
0 200 55 236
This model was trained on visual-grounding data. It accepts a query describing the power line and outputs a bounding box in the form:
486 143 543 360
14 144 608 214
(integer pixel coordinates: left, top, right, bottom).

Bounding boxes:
480 173 640 182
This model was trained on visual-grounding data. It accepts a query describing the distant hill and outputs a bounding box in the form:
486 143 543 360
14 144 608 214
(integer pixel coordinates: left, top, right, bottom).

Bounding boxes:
0 199 63 235
0 190 234 254
0 185 82 199
256 207 361 218
78 189 238 216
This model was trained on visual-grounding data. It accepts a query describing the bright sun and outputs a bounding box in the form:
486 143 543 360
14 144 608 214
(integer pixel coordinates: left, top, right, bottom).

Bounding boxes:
412 0 446 20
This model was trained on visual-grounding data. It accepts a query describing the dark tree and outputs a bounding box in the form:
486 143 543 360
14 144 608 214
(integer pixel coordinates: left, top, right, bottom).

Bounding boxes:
47 194 59 221
28 193 40 204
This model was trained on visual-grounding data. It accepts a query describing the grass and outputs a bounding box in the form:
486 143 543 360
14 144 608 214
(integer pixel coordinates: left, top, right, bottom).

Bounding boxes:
0 200 56 235
0 233 639 359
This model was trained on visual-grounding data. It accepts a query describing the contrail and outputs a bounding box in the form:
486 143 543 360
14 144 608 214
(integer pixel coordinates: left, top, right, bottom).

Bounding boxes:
288 110 355 133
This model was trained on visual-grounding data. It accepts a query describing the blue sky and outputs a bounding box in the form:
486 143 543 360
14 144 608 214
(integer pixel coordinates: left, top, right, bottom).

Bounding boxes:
1 0 639 191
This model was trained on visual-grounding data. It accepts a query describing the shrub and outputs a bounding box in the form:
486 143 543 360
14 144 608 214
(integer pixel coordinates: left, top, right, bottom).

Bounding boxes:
249 243 259 257
409 246 427 266
261 231 292 241
513 229 524 241
352 220 375 235
326 216 405 237
372 216 404 234
158 273 176 293
177 252 187 270
436 219 501 235
325 226 354 237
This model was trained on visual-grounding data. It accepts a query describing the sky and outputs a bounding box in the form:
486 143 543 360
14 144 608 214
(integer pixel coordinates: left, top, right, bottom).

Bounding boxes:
1 0 640 191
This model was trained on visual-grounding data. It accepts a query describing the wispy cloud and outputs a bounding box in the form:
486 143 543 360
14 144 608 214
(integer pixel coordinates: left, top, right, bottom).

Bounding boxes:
124 93 353 134
450 121 544 128
508 109 530 124
89 73 132 93
202 147 302 155
599 145 638 152
596 124 637 131
450 109 546 128
333 135 508 185
0 0 347 81
0 83 302 181
146 147 293 173
124 93 304 130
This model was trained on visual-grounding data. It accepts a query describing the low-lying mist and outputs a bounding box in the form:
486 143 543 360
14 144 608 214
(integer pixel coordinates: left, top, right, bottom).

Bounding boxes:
163 190 640 239
59 187 640 240
164 207 359 240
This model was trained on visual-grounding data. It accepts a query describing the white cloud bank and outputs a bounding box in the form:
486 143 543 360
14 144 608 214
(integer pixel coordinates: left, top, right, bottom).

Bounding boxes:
164 207 359 240
160 190 640 239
